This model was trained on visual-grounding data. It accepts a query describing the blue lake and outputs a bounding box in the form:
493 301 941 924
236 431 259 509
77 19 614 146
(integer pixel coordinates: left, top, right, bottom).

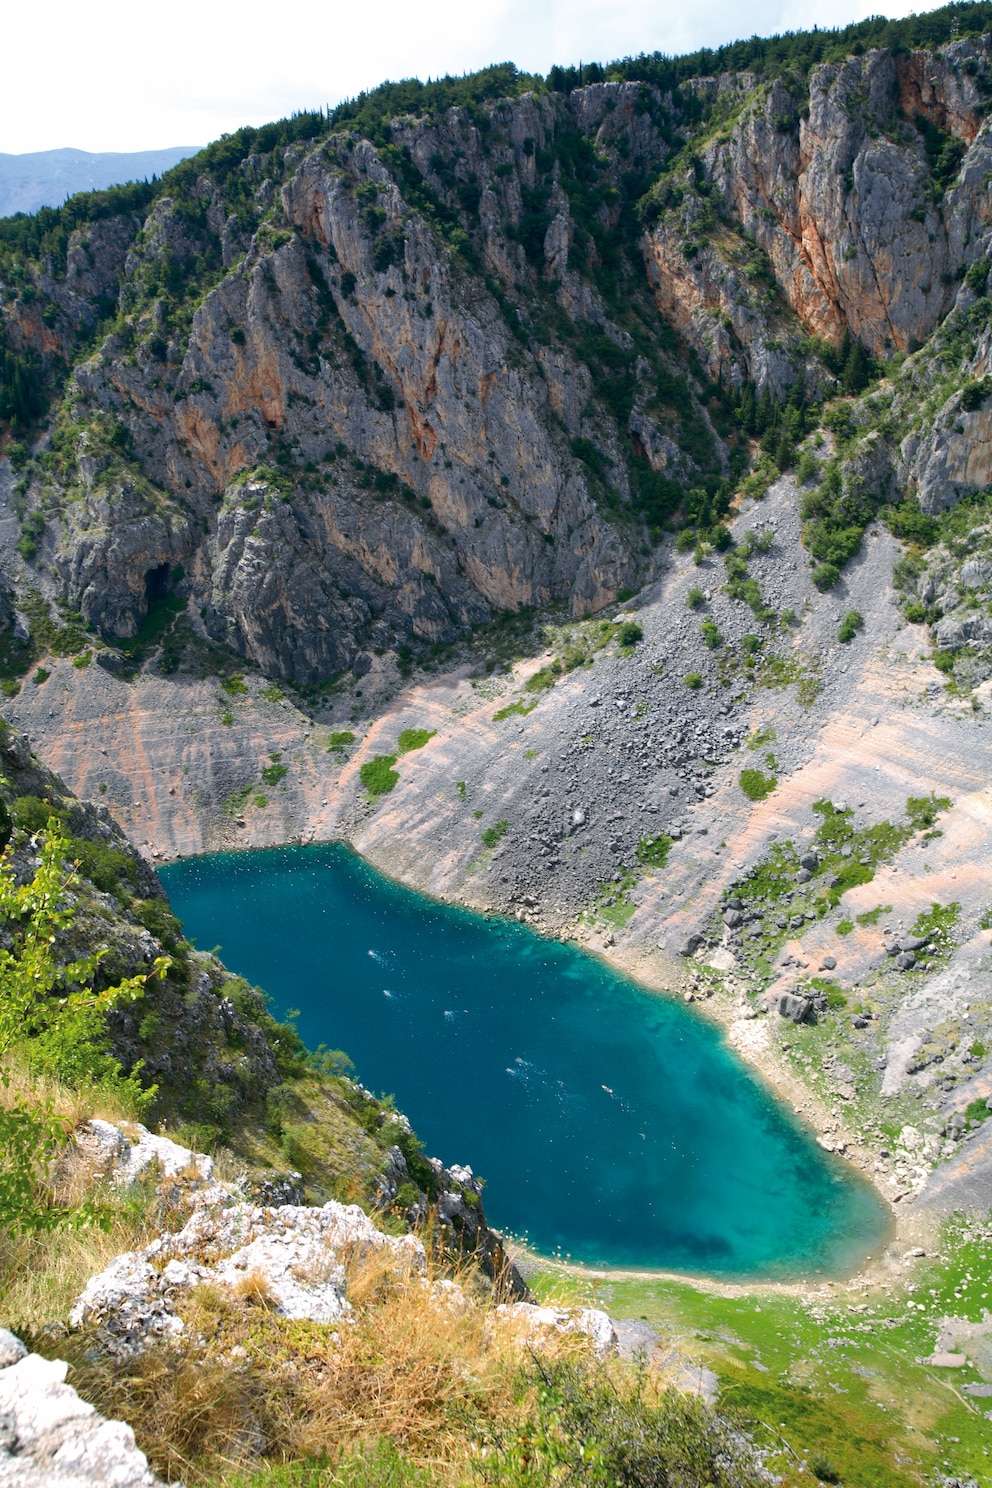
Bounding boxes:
160 843 888 1277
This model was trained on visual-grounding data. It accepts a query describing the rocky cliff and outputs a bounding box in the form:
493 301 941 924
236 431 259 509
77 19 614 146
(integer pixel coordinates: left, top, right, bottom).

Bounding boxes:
3 22 991 687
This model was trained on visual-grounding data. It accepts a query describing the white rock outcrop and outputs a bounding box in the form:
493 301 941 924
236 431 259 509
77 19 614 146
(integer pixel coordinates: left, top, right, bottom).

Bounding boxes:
75 1120 217 1189
0 1329 163 1486
494 1303 618 1359
71 1197 425 1358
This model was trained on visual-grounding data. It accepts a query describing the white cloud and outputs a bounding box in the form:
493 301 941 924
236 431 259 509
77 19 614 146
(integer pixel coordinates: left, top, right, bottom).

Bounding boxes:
1 0 938 154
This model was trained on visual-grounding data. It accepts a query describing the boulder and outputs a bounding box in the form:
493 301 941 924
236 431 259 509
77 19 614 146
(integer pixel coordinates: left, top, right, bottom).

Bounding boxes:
0 1344 162 1486
707 947 738 973
0 1330 26 1370
777 992 814 1024
896 935 927 953
495 1303 618 1360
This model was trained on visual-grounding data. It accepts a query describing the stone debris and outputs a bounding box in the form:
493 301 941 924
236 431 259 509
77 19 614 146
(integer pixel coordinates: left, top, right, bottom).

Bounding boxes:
929 1315 992 1376
0 1330 163 1486
494 1303 618 1360
71 1198 425 1359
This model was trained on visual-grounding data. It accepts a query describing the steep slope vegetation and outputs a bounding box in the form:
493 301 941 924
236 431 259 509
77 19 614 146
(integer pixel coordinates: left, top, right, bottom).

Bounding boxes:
0 715 519 1277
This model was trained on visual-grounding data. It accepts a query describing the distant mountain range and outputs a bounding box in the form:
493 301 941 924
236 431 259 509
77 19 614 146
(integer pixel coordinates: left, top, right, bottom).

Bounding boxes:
0 145 201 217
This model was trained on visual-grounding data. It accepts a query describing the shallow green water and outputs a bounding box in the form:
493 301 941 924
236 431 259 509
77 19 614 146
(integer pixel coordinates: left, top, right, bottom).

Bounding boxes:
160 843 888 1277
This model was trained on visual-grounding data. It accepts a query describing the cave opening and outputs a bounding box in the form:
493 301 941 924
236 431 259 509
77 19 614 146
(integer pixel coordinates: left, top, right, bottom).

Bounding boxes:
145 564 171 601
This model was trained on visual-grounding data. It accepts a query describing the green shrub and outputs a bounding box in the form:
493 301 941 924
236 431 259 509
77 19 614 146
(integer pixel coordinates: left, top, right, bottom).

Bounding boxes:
965 257 990 292
856 904 892 926
219 673 248 696
327 730 356 753
260 762 288 787
744 527 775 556
811 562 840 591
360 755 399 797
961 376 992 412
0 832 165 1230
811 1454 841 1483
67 838 139 897
524 665 560 693
700 619 724 650
616 620 643 648
396 728 436 752
493 699 537 721
32 667 50 685
835 919 854 935
684 672 703 689
883 499 939 547
637 834 673 869
739 768 776 802
795 449 820 486
686 586 705 610
838 609 864 643
12 795 57 834
740 457 778 501
474 1357 765 1488
481 819 509 849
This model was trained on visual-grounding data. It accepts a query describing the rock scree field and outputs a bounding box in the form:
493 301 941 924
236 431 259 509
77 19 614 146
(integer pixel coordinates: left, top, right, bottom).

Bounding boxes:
6 4 992 1484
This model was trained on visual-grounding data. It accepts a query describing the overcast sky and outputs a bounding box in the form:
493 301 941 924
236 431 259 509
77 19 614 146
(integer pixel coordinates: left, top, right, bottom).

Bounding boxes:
5 0 925 155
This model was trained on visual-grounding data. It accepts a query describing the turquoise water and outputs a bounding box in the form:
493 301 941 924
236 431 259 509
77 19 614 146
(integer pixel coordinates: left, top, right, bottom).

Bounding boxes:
160 843 888 1277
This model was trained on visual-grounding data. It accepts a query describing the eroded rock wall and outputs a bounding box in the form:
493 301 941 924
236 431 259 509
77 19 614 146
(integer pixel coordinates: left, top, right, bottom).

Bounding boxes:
643 40 992 385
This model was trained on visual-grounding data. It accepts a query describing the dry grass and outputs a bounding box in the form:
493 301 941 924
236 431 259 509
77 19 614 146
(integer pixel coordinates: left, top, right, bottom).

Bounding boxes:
0 1060 159 1332
0 1206 155 1336
60 1243 581 1486
0 1056 137 1130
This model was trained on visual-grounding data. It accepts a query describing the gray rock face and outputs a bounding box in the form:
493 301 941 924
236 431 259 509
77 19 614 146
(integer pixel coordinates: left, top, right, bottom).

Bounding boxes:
8 39 992 686
16 84 686 678
908 391 992 512
645 40 992 385
0 1343 163 1486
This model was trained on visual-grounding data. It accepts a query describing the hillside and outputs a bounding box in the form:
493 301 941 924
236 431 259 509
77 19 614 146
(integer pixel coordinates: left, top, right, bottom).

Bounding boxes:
5 2 992 1481
0 147 201 219
1 5 992 687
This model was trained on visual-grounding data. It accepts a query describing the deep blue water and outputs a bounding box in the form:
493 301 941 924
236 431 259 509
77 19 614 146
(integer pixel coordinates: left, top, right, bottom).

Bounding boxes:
160 843 888 1277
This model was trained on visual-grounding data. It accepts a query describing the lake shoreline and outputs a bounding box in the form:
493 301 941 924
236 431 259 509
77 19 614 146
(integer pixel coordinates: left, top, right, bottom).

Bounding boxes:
161 838 895 1288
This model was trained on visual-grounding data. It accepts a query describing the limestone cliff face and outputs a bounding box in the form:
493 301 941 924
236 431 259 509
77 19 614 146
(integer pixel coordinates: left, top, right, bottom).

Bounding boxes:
643 40 992 384
8 40 992 678
27 89 687 672
898 316 992 510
